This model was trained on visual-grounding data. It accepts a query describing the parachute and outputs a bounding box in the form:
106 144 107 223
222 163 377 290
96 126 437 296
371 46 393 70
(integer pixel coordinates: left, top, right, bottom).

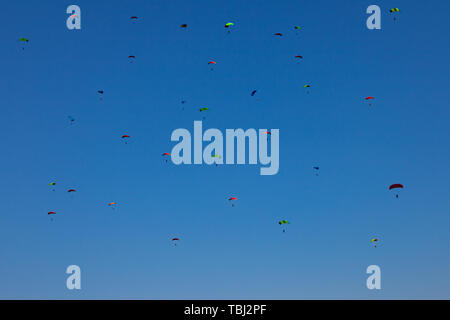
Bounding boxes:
389 8 400 21
68 116 75 124
172 238 180 246
389 184 404 198
228 197 237 207
224 22 234 33
294 26 302 30
130 16 138 20
278 220 290 233
303 84 311 94
108 202 116 210
365 96 374 106
68 189 76 193
50 182 56 191
199 107 209 112
208 61 216 71
128 55 136 62
313 166 320 176
48 211 56 221
370 238 379 248
162 152 170 163
274 33 283 36
251 90 257 97
122 135 130 144
180 24 188 28
295 55 303 59
19 37 29 50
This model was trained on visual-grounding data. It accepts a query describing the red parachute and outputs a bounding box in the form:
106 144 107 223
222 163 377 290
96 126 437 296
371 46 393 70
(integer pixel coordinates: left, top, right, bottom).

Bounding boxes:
48 211 56 215
389 184 404 190
389 184 404 198
67 189 76 193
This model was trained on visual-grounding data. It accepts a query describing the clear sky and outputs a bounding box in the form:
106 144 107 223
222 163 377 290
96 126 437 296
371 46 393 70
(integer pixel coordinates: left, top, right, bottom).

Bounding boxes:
0 0 449 299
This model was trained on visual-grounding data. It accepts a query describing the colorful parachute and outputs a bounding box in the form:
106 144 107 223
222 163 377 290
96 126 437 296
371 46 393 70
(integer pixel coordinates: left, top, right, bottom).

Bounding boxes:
68 189 76 193
172 238 180 246
365 96 374 106
162 152 170 163
274 33 283 36
228 197 237 207
128 55 136 62
108 202 116 206
278 220 290 232
130 16 138 20
50 182 56 191
303 84 310 88
295 55 303 59
19 38 29 50
199 107 209 112
390 8 400 21
48 211 56 215
208 61 216 65
224 22 234 28
370 238 379 247
294 26 302 30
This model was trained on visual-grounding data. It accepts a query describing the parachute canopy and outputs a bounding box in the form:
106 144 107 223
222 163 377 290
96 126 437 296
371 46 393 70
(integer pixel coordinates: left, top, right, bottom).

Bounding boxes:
162 152 170 156
228 197 237 201
274 33 283 36
130 16 138 19
251 90 257 96
303 84 310 88
295 55 303 59
68 189 76 193
180 24 188 28
208 61 216 65
122 135 130 139
365 96 374 100
49 182 56 186
224 22 234 28
294 26 302 30
108 202 116 206
172 238 180 241
370 238 378 243
389 184 404 190
48 211 56 215
390 8 400 13
199 107 209 112
278 220 290 225
19 37 29 42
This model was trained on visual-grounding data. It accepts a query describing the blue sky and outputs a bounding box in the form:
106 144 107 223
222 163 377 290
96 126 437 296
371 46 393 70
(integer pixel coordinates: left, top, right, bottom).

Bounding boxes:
0 0 449 299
